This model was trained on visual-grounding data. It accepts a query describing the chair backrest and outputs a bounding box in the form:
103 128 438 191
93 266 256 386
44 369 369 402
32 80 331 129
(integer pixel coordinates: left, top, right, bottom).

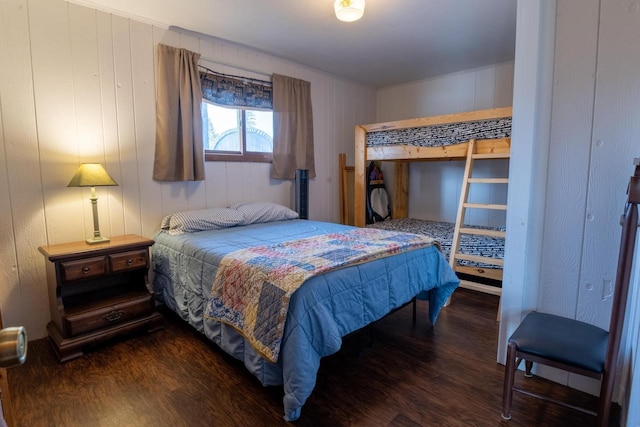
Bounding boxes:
603 158 639 383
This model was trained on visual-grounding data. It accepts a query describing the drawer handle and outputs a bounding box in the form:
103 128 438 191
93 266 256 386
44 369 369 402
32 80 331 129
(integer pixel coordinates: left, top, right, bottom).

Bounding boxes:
104 310 124 322
126 258 134 266
82 267 91 274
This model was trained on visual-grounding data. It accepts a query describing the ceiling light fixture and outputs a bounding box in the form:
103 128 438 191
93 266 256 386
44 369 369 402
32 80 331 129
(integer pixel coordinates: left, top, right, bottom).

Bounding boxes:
334 0 365 22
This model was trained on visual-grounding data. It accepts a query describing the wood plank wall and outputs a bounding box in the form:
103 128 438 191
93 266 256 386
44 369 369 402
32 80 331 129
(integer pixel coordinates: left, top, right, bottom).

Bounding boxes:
534 0 601 395
0 0 376 339
538 0 640 404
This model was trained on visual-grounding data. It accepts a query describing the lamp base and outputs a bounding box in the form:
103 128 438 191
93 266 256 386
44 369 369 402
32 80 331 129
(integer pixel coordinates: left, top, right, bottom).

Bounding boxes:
86 236 110 245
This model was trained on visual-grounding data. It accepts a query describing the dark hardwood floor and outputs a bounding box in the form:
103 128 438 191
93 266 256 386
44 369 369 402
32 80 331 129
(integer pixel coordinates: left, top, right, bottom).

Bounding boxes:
8 289 619 426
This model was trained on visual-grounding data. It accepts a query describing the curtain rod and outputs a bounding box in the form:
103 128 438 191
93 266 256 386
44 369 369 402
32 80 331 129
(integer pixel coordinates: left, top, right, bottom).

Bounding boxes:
199 56 272 79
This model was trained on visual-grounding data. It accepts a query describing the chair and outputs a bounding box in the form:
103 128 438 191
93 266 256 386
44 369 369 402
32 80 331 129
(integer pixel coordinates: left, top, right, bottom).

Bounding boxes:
501 158 640 426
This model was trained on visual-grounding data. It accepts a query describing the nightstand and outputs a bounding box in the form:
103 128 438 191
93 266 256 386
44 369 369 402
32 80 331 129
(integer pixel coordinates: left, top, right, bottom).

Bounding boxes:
39 235 163 362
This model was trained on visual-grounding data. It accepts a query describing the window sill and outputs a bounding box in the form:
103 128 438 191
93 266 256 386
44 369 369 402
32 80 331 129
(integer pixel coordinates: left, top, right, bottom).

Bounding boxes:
205 152 273 163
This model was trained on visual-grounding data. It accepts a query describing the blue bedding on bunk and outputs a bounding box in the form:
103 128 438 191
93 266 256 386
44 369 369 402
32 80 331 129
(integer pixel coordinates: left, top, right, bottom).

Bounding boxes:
151 219 459 421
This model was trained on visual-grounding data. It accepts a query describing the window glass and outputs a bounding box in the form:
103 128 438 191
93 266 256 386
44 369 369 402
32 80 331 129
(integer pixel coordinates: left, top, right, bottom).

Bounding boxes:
202 101 273 161
245 110 273 153
203 102 240 152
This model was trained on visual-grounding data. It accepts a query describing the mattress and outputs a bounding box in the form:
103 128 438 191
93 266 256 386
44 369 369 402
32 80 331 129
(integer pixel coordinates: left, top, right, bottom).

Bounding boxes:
151 219 459 421
368 218 505 269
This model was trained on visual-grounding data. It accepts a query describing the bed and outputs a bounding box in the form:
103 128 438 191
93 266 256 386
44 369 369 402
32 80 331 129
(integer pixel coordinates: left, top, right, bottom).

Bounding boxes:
352 107 511 295
368 218 505 284
151 202 459 421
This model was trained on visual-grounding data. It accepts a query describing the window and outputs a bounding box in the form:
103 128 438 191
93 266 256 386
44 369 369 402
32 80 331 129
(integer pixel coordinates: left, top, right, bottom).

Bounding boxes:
202 102 273 162
199 68 274 163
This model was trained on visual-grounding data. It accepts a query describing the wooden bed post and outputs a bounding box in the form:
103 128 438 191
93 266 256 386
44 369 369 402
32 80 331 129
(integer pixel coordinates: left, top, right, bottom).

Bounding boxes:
393 161 409 219
354 125 367 227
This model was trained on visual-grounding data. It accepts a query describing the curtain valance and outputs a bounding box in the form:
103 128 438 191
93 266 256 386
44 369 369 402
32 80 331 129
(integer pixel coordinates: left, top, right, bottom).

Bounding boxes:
200 70 273 109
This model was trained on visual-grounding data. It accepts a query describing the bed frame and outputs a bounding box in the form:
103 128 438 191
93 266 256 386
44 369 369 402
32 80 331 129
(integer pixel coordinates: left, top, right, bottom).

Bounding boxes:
352 107 512 295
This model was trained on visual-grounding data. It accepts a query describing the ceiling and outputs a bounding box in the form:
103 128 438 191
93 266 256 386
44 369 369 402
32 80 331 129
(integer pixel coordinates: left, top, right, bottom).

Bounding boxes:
70 0 517 88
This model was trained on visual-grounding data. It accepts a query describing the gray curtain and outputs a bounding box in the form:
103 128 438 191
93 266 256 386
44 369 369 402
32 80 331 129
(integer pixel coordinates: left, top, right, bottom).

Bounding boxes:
153 44 205 181
271 74 315 180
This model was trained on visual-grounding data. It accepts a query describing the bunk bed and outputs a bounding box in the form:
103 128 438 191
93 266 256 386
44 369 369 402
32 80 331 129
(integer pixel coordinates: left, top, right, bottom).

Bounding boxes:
352 107 512 296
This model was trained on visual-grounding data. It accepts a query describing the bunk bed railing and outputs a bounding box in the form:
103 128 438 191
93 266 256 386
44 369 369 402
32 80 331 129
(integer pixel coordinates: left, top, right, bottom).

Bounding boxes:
360 106 513 133
366 137 511 161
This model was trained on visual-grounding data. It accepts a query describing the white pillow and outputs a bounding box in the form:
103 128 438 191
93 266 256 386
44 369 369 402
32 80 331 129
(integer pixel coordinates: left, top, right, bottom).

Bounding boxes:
160 208 245 235
229 202 299 225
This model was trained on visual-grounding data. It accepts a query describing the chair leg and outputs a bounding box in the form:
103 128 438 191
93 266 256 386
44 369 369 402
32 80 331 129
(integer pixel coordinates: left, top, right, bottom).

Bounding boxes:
502 341 518 420
596 371 614 427
524 360 533 378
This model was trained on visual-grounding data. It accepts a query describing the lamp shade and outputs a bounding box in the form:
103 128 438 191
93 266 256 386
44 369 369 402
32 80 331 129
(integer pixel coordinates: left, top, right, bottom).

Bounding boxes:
67 163 118 187
334 0 365 22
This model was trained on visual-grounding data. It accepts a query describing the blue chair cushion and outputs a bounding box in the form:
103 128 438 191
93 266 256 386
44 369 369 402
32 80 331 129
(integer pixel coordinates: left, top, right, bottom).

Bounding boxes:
509 312 609 373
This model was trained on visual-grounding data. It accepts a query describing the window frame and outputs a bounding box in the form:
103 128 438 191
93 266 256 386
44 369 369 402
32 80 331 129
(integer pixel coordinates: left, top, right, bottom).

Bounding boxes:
202 100 273 163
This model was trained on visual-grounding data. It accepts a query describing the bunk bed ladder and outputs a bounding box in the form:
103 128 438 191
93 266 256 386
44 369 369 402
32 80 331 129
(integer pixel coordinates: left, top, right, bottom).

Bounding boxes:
449 139 509 317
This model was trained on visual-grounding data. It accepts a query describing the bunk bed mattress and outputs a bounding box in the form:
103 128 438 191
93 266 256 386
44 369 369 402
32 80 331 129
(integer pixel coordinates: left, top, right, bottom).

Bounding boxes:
368 218 504 269
151 219 459 421
366 117 512 147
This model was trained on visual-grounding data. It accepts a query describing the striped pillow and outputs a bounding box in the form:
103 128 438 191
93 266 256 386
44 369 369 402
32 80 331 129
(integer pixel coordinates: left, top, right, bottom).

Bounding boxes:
229 202 299 225
161 208 245 235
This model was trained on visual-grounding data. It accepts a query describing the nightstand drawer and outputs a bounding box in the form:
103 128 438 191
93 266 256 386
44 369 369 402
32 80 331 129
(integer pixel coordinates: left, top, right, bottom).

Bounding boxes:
64 292 154 336
61 256 107 282
109 249 149 272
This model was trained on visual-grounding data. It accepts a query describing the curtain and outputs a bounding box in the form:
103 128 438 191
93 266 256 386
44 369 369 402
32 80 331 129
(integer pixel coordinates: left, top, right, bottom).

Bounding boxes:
153 44 205 181
271 74 315 180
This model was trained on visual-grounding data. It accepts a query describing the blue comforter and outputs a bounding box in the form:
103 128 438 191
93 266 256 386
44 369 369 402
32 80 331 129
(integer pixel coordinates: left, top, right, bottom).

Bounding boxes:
151 220 459 421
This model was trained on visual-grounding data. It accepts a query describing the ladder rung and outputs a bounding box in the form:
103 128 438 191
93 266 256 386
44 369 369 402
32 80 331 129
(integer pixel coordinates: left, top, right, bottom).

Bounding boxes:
472 153 510 160
458 280 502 296
450 140 510 271
468 178 509 184
459 227 506 238
453 254 504 266
463 203 507 210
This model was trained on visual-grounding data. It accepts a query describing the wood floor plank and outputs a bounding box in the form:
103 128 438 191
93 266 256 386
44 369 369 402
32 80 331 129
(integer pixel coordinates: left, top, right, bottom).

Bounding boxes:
7 289 619 426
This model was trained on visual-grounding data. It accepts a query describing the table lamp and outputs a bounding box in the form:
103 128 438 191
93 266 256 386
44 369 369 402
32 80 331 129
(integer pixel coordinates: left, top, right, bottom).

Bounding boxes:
67 163 118 244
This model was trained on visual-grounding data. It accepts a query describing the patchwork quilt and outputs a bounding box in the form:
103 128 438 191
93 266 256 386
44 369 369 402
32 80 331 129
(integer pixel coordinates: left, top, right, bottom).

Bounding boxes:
204 228 435 362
